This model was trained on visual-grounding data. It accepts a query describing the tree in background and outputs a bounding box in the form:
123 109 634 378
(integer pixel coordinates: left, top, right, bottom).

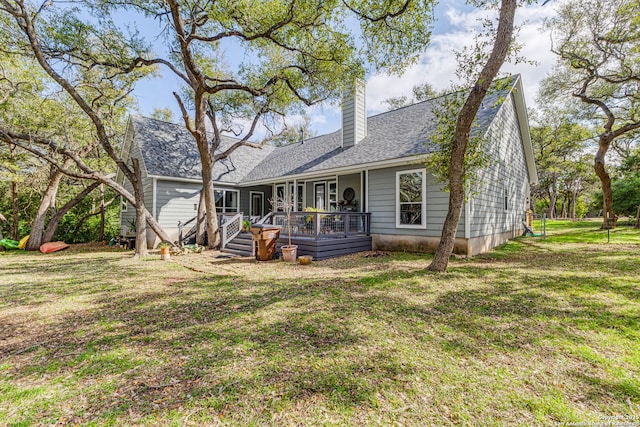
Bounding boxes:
529 109 592 219
268 116 316 147
150 108 175 124
383 82 439 110
614 140 640 227
96 0 435 249
0 0 174 257
543 0 640 227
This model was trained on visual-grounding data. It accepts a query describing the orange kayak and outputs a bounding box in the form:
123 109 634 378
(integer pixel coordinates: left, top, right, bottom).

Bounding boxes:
39 241 70 254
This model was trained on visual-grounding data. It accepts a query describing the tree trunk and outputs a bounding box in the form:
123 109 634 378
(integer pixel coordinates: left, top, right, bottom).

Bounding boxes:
548 175 557 219
571 190 577 220
595 135 615 228
428 0 516 272
43 181 101 242
635 204 639 229
202 177 221 249
99 183 105 241
11 181 18 240
192 92 220 249
131 159 148 258
26 167 64 250
196 190 206 245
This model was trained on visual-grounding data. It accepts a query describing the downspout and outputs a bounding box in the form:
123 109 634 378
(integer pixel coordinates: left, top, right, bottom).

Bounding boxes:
152 177 157 219
152 177 158 248
464 190 471 256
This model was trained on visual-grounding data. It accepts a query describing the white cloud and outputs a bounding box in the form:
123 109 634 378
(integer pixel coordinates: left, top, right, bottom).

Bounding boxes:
364 2 558 115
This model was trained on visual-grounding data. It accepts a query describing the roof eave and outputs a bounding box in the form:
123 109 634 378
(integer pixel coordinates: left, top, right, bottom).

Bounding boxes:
512 76 538 185
115 117 134 185
238 154 427 186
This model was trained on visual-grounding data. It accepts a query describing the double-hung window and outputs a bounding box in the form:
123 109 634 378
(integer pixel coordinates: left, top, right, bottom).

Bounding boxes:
214 189 239 213
396 169 427 228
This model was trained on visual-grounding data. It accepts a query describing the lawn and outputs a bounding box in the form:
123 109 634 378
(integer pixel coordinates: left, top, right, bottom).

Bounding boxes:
0 222 638 426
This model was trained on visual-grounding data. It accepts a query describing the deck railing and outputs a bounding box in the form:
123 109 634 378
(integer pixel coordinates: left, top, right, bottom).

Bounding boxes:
268 211 371 239
178 212 242 245
221 212 243 248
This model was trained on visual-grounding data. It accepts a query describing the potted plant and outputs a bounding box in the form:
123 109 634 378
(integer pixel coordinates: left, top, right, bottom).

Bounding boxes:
270 194 297 262
242 219 251 233
158 242 172 260
125 219 136 237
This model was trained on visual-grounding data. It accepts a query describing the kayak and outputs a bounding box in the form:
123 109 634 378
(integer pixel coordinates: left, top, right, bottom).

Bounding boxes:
0 239 20 250
18 235 29 249
39 241 70 254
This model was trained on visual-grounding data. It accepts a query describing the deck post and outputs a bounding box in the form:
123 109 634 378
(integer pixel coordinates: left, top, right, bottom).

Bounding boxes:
315 212 320 240
344 213 350 237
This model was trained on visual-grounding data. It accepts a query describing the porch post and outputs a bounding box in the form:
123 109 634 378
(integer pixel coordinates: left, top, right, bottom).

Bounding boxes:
344 213 350 237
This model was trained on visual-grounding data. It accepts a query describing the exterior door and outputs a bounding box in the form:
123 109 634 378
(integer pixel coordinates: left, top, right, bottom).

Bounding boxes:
250 192 264 217
314 182 326 211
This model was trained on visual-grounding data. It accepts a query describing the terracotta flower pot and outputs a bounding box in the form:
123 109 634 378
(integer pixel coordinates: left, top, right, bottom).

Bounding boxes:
281 245 298 262
160 246 171 260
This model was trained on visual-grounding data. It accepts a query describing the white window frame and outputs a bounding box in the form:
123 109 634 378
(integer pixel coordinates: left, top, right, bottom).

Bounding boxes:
121 197 127 212
215 188 240 213
396 168 427 229
314 182 326 211
250 191 264 217
290 182 305 212
274 183 286 211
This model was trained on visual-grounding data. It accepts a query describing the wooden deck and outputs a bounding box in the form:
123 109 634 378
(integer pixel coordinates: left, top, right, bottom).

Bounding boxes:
267 211 372 260
277 235 372 260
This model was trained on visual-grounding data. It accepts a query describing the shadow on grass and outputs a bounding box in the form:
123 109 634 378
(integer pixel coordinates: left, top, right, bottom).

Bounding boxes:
1 246 639 424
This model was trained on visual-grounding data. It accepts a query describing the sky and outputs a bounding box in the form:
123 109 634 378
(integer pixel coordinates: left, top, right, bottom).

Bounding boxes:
130 0 559 138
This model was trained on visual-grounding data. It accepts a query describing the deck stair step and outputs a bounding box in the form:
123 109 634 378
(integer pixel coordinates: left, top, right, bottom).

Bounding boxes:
221 233 254 257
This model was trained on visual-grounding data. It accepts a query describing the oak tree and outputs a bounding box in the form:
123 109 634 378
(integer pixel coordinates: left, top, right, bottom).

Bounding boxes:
543 0 640 227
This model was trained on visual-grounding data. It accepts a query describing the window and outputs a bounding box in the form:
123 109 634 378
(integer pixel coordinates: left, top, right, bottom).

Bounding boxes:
121 197 127 212
214 189 239 213
328 181 337 211
503 185 508 211
275 184 286 211
396 169 426 228
314 182 326 210
250 192 264 217
289 183 305 211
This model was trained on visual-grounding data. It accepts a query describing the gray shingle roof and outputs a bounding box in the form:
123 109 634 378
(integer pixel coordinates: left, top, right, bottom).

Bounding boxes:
242 85 508 182
131 115 275 183
130 77 514 184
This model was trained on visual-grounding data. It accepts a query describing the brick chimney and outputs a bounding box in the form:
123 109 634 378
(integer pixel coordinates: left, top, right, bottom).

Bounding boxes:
341 80 367 148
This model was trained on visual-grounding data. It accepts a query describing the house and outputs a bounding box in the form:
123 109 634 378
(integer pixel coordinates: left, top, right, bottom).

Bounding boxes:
117 75 537 258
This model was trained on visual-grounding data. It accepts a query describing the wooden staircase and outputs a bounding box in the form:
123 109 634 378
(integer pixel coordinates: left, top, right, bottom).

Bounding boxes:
222 232 254 257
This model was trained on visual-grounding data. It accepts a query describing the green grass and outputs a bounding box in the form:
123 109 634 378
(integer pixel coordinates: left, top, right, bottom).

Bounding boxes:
528 218 640 244
0 226 639 426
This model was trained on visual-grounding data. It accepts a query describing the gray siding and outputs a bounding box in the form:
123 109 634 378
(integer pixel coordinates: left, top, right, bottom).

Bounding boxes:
119 138 153 234
240 185 272 217
337 173 362 211
305 181 314 208
120 179 136 233
368 164 465 238
341 82 366 148
469 94 529 238
155 180 202 228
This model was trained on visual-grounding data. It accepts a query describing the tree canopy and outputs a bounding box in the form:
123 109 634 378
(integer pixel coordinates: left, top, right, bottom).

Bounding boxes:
542 0 640 226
